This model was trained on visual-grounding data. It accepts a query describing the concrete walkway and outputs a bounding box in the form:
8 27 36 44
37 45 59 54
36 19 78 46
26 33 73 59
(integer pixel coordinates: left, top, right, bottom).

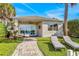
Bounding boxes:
12 38 43 56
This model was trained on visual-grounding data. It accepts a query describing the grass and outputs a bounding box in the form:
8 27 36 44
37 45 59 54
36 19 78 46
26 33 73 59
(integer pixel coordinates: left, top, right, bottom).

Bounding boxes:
0 37 23 56
0 37 23 43
0 22 23 56
37 37 79 56
0 43 18 56
71 37 79 43
0 22 7 37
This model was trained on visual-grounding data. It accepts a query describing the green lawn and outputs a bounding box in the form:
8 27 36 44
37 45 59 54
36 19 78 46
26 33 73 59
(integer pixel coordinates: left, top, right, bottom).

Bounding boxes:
0 43 18 56
0 22 23 56
0 37 23 56
37 37 79 56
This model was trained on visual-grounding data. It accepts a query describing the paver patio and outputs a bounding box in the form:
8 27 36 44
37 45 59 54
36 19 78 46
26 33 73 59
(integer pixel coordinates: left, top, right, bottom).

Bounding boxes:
12 38 43 56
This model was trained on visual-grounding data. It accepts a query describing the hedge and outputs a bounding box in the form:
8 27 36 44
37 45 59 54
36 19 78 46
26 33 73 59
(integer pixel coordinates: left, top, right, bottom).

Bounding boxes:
68 19 79 37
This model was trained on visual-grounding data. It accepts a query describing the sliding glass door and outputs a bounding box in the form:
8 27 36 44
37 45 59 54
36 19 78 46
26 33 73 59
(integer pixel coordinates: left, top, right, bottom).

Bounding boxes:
19 24 37 36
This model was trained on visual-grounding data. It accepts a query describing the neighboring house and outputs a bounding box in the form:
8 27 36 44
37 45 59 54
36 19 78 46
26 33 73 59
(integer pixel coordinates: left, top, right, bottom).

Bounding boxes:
14 16 64 37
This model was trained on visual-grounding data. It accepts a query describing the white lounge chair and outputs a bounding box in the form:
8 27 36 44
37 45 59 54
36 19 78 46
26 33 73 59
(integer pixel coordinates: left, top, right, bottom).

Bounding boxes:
63 36 79 50
51 36 65 50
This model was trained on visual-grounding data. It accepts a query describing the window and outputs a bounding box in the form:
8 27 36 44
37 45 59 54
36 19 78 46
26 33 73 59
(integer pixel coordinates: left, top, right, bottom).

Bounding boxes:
48 24 58 31
54 24 58 31
38 26 41 29
48 25 53 31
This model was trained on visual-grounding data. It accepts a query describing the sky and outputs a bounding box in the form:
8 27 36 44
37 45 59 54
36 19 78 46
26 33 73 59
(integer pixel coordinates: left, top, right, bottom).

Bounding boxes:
12 3 79 20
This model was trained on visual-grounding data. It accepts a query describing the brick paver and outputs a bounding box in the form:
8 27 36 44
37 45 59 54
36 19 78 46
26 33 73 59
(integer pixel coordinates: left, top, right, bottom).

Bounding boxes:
12 38 43 56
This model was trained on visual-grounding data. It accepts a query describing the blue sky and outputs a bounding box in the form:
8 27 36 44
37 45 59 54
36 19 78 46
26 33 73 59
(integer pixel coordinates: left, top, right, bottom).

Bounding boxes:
12 3 79 20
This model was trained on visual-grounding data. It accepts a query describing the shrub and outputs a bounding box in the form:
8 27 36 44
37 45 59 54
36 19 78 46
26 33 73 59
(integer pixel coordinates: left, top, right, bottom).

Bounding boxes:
0 23 7 37
68 19 79 37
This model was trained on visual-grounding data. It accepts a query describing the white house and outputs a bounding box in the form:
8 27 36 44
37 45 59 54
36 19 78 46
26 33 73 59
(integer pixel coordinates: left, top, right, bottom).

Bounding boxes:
14 16 64 37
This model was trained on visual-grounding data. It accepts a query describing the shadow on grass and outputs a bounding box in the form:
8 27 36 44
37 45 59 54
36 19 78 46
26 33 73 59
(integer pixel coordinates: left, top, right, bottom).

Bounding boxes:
45 42 54 51
24 39 36 41
37 37 79 56
44 41 65 52
58 38 72 49
59 38 79 51
38 41 67 56
0 37 23 43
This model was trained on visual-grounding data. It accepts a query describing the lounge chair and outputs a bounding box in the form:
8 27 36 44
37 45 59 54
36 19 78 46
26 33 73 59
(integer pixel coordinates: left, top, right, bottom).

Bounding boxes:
51 36 65 50
63 36 79 50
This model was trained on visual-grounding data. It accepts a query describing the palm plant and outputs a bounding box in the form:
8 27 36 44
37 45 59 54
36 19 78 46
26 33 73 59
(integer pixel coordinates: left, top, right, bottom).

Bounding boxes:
64 3 76 36
0 3 16 24
0 4 5 20
0 3 16 38
68 19 79 37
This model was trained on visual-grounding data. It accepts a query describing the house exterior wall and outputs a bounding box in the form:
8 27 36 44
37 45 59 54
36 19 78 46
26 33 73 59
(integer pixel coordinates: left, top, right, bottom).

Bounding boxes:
40 21 63 37
37 22 42 37
16 19 63 37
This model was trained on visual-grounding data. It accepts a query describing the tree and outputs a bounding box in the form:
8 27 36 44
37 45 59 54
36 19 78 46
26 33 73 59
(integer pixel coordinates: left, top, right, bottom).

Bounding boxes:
0 3 16 38
64 3 76 36
0 3 16 25
64 3 68 36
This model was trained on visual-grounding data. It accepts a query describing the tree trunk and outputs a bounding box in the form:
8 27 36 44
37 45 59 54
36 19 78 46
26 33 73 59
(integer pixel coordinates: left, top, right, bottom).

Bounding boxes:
64 3 68 36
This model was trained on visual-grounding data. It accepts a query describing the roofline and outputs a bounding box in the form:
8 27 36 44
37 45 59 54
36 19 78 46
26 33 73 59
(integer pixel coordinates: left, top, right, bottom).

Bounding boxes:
14 16 63 23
